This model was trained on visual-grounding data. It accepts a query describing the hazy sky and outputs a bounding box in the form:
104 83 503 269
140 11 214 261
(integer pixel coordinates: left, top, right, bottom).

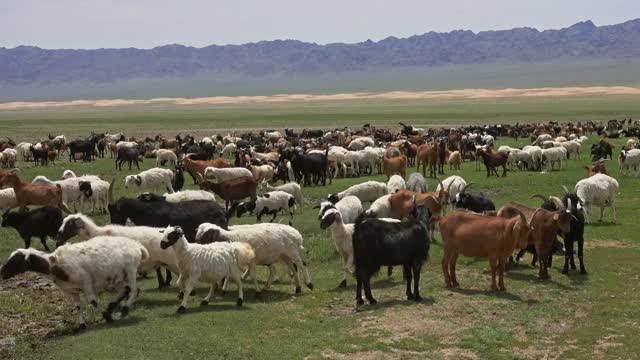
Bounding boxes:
1 0 638 49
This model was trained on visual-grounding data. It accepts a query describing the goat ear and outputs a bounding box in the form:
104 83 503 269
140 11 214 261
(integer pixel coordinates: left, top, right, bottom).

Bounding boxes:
263 193 270 198
553 213 559 221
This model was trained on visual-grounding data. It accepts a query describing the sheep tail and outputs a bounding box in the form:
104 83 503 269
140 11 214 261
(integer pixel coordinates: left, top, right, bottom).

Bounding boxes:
140 246 150 262
234 243 256 268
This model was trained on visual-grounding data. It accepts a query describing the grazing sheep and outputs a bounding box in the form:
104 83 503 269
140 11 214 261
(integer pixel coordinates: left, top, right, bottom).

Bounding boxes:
328 181 387 204
2 206 63 251
195 222 312 295
619 149 640 176
1 236 148 330
364 194 392 218
406 173 428 193
124 167 174 194
258 180 304 213
154 149 178 167
574 174 619 224
316 196 363 224
541 147 567 171
56 213 179 289
204 166 254 182
386 175 406 194
320 208 355 288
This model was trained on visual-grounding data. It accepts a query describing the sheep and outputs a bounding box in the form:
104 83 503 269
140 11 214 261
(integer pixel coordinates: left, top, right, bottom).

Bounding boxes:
182 154 231 184
154 149 178 167
352 199 431 305
142 190 217 203
386 175 406 194
0 148 17 168
204 166 254 183
56 213 179 289
541 147 567 171
247 164 275 182
364 194 392 218
533 134 552 145
406 172 428 193
439 207 534 291
195 222 312 295
124 167 174 194
561 140 581 159
108 197 228 242
316 196 363 224
2 206 63 252
523 145 543 170
258 179 303 213
15 142 32 161
32 175 85 211
574 174 619 224
619 149 640 176
447 151 462 170
234 191 296 225
221 143 237 158
57 171 111 213
328 181 387 204
347 137 375 151
1 236 148 330
320 208 355 287
507 149 532 170
0 172 71 213
0 188 17 211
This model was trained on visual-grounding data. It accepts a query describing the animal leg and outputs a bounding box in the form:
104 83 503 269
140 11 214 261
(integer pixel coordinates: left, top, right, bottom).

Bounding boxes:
200 283 216 306
412 263 423 301
489 258 498 291
363 277 376 305
102 286 131 323
498 259 507 291
599 206 605 223
69 292 87 330
403 264 413 300
156 268 166 289
578 236 587 274
355 276 364 305
442 253 452 288
562 238 572 274
177 279 194 314
449 253 459 287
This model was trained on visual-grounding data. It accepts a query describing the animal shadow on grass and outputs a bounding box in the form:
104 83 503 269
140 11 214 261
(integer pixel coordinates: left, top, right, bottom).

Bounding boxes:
448 287 534 304
562 270 589 286
160 303 251 319
354 297 436 313
505 270 578 291
329 273 401 293
51 316 144 337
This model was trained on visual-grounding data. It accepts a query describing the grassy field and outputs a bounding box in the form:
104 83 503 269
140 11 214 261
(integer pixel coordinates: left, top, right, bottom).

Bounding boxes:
0 100 639 359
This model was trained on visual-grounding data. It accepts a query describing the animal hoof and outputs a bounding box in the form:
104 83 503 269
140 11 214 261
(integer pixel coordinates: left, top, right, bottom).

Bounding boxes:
200 300 208 307
338 280 347 288
236 298 243 307
561 268 569 275
580 269 588 275
414 295 423 302
176 306 186 314
306 282 314 290
295 286 302 295
452 282 460 288
356 298 365 306
102 312 113 323
121 306 129 317
368 299 377 305
177 292 184 300
406 293 415 300
189 290 196 296
499 287 506 292
255 292 262 299
90 300 98 308
76 323 87 333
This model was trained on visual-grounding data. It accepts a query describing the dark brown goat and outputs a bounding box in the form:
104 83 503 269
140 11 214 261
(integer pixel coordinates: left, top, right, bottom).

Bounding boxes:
197 174 257 210
478 149 509 177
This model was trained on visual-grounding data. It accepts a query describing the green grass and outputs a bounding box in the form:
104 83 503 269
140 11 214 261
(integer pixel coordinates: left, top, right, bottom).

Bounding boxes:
0 102 639 359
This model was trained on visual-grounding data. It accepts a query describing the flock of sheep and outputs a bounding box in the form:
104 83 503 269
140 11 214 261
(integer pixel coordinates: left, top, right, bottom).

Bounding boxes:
0 119 636 331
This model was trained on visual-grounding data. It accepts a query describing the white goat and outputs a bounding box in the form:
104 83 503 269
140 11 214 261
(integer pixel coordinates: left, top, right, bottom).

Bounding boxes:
386 175 406 194
124 167 174 194
364 194 392 218
541 147 567 171
574 173 619 224
319 208 355 287
328 181 387 204
0 188 17 211
154 149 178 167
619 149 640 176
259 180 303 213
204 166 253 182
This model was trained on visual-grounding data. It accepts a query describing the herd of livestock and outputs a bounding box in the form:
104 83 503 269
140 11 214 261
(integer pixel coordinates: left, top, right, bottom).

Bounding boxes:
0 118 638 330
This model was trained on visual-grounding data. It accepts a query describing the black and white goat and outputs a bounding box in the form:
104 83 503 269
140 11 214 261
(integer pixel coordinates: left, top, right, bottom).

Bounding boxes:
453 183 496 213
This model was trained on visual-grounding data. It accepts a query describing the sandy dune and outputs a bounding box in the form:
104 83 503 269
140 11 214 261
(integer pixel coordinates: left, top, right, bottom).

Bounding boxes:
1 86 640 111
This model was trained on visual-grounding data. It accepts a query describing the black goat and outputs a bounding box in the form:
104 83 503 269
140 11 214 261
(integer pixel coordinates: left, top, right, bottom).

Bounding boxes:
108 198 227 242
1 206 63 252
116 147 142 171
454 183 496 213
537 188 587 275
590 140 613 162
29 146 49 166
352 199 430 306
68 138 96 162
172 161 185 191
288 148 328 186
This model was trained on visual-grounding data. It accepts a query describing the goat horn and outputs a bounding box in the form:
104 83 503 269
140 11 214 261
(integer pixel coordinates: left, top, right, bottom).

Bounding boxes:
529 208 543 226
562 185 570 195
196 173 204 185
566 198 572 213
422 195 438 204
530 194 548 202
9 168 20 173
460 182 473 194
108 177 115 205
435 177 444 194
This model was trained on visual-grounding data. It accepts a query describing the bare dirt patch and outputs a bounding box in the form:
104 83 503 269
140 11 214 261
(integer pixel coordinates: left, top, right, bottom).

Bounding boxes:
584 240 631 249
2 86 639 111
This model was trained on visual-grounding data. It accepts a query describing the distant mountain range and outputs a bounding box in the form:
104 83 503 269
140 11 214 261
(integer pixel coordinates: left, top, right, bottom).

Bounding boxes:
1 19 640 87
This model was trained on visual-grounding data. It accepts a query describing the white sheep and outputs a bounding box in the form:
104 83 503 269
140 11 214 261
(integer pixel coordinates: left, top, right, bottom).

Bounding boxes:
386 175 406 194
541 147 567 171
195 222 312 295
619 149 640 176
1 148 17 168
358 148 382 174
561 140 581 159
58 171 110 212
573 173 619 224
160 225 255 312
317 195 363 224
116 141 138 150
364 194 392 218
124 167 174 194
221 143 237 158
32 175 85 211
507 149 532 170
347 137 375 151
328 146 349 178
15 142 32 161
0 188 17 211
1 236 148 329
154 149 178 167
533 134 552 145
319 208 355 287
523 145 543 170
328 181 387 204
249 191 297 225
259 180 303 213
204 166 253 182
57 213 179 288
161 190 217 202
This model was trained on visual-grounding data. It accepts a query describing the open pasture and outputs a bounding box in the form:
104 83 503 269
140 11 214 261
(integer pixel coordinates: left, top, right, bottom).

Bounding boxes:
0 100 639 359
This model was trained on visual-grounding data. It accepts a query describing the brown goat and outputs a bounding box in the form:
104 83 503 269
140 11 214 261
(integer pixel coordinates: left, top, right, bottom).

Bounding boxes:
448 151 462 170
197 174 257 210
183 154 230 184
0 172 71 213
583 159 609 177
500 202 572 279
478 148 509 177
439 207 533 291
383 156 407 180
416 142 438 178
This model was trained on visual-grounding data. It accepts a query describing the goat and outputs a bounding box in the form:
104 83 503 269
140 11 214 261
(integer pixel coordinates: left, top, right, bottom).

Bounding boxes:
2 206 63 251
0 172 71 213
